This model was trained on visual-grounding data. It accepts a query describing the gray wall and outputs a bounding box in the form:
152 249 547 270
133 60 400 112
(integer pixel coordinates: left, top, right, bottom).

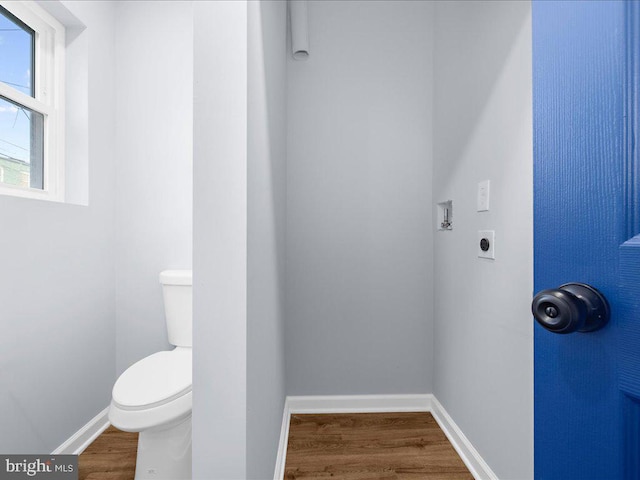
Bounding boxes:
0 1 116 453
193 2 248 478
114 1 193 375
433 1 533 478
247 1 287 479
285 0 434 395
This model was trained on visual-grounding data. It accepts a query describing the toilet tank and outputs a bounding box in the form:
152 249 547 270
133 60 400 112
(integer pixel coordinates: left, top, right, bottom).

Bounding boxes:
159 270 192 347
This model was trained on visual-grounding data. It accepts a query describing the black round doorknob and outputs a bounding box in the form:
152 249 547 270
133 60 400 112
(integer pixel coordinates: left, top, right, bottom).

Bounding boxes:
531 283 610 334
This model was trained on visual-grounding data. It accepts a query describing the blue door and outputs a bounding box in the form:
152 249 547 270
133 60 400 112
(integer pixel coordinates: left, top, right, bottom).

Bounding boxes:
534 1 640 478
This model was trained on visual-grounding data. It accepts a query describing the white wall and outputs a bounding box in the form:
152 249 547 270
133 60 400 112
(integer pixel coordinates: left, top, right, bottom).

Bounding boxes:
0 0 116 453
247 1 287 479
193 3 287 477
193 1 248 478
114 1 193 374
285 0 434 395
433 1 533 478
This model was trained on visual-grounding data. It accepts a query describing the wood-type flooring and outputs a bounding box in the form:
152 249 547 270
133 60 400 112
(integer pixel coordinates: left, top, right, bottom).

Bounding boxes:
78 426 137 480
284 412 473 480
77 412 472 480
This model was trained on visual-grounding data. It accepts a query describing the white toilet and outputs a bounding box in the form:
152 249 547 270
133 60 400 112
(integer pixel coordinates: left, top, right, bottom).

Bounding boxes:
109 270 192 480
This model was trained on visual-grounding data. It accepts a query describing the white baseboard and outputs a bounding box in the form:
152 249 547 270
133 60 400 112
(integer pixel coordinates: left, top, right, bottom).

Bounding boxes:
52 406 110 455
430 396 498 480
273 397 292 480
287 393 432 414
273 394 497 480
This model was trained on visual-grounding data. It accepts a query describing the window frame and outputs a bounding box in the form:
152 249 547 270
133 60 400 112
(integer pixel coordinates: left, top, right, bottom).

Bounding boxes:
0 0 65 202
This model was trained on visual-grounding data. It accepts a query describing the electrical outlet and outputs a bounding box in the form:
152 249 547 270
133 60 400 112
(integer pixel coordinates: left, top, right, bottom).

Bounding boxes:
478 230 495 259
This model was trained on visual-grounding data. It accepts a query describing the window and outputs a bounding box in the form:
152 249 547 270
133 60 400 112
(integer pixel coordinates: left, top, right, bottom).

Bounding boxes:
0 2 64 201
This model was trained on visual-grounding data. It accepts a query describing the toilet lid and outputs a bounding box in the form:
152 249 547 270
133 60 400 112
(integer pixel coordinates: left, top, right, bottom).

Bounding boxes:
112 348 192 409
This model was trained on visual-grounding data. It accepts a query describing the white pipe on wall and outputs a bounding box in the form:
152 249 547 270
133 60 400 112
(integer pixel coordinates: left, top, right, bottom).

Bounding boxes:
289 0 309 60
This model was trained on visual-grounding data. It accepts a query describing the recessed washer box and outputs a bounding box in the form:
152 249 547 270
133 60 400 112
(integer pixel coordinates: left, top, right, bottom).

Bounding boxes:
437 200 453 230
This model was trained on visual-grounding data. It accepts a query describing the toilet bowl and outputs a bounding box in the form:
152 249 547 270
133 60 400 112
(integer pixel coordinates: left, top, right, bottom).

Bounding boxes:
109 270 192 480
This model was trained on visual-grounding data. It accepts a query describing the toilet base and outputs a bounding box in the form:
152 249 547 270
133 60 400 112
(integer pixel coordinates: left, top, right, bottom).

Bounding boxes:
135 415 192 480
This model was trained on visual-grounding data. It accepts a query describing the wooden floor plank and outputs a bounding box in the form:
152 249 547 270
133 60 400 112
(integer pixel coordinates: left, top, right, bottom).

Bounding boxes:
78 426 138 480
284 412 473 480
